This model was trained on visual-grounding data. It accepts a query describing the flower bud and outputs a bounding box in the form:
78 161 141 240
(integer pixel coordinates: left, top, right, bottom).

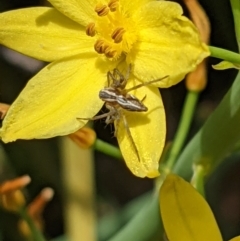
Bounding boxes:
0 175 30 212
18 220 31 238
18 187 54 238
186 61 207 92
1 189 26 212
0 103 10 119
184 0 210 92
69 127 96 149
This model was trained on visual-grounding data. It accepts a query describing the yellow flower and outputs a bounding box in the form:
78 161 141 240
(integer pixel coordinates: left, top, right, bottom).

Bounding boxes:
0 0 209 177
159 174 240 241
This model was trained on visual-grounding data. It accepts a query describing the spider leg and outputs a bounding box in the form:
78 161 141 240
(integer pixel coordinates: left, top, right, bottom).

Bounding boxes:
125 75 169 93
141 95 147 102
77 108 116 122
77 112 110 121
107 71 114 87
114 117 120 137
113 68 127 89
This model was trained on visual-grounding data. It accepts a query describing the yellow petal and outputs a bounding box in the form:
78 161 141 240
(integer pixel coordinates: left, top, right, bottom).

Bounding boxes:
116 80 165 178
48 0 97 26
0 7 94 62
120 0 154 16
0 56 107 142
229 236 240 241
129 1 209 86
160 174 223 241
212 61 240 70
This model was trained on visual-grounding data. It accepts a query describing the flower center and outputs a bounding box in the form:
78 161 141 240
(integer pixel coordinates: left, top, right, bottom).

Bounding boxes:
86 0 137 60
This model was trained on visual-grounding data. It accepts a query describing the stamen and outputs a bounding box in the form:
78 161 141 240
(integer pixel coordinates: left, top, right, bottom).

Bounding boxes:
104 45 113 53
105 49 117 58
108 0 119 12
94 39 111 54
111 27 125 43
94 39 105 53
100 44 109 54
95 4 109 16
86 23 96 37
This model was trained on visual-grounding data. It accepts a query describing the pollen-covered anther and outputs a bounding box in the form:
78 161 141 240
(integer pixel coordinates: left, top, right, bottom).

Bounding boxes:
104 46 112 55
105 49 117 58
86 23 96 37
94 39 104 53
100 44 110 54
94 39 110 54
111 27 126 43
108 0 119 12
95 4 109 17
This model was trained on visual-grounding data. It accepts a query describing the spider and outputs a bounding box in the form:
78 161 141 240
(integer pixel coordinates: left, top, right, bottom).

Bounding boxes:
99 67 148 112
80 66 168 161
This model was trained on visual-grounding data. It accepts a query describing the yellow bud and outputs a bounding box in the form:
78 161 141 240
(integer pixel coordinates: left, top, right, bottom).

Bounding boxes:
0 103 10 119
18 219 43 239
69 127 96 149
1 189 26 212
184 0 210 92
185 60 207 92
18 220 31 238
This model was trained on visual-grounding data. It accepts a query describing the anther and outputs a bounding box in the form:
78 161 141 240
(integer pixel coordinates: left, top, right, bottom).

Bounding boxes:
86 23 96 37
101 44 110 54
94 40 111 54
108 0 119 11
104 46 112 54
94 39 105 53
95 4 109 16
111 27 125 43
105 49 117 58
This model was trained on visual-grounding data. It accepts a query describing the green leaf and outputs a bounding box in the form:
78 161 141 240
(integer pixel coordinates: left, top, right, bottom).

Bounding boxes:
212 60 240 70
174 72 240 178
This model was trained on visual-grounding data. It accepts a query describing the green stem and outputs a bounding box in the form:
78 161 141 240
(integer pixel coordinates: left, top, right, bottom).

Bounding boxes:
209 46 240 63
107 197 162 241
191 165 205 197
94 138 122 159
98 192 151 241
19 207 46 241
230 0 240 45
163 91 199 170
